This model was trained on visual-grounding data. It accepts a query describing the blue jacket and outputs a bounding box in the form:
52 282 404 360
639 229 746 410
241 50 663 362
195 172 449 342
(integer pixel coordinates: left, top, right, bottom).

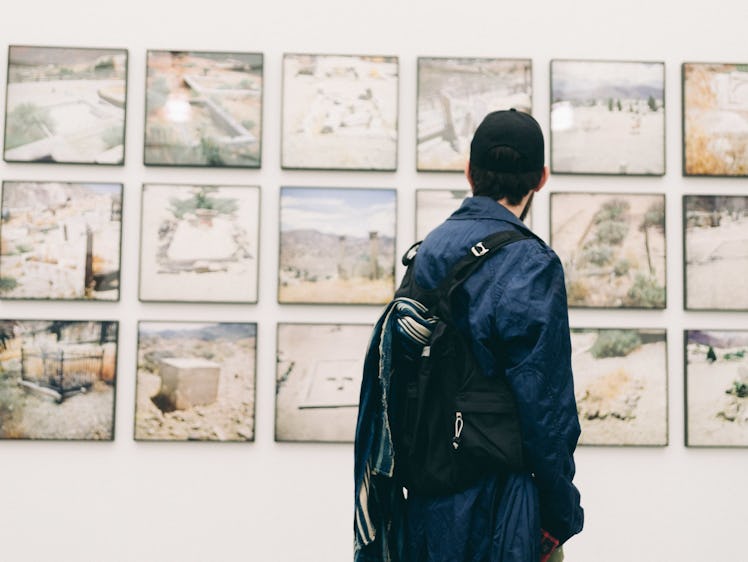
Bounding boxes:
355 196 583 561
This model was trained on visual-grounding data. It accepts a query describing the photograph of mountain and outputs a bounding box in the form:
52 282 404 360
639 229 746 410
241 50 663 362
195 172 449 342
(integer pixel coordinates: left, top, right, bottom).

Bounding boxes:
278 187 396 304
551 59 665 175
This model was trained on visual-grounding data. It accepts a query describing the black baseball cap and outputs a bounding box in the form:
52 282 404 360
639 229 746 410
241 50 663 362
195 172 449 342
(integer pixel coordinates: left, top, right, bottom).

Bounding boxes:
469 109 544 172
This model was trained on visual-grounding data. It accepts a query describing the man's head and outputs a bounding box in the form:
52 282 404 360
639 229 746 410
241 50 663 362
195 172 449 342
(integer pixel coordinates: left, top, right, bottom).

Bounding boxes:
467 109 547 207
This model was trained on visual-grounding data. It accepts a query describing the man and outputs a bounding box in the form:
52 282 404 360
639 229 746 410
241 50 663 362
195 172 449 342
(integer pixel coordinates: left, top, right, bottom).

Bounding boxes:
354 109 583 562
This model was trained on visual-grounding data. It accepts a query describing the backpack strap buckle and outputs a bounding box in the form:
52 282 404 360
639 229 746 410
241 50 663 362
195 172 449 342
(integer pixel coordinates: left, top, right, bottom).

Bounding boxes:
470 242 489 257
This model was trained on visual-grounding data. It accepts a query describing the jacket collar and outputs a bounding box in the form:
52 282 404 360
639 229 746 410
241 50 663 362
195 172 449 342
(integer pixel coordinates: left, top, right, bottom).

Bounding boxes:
451 195 528 230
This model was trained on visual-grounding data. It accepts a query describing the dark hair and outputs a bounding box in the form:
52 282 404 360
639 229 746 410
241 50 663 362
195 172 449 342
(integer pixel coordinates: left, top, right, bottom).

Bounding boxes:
469 146 543 206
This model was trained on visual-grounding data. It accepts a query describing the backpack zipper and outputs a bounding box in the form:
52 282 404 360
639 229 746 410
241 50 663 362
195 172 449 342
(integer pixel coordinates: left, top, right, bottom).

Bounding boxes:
452 412 463 450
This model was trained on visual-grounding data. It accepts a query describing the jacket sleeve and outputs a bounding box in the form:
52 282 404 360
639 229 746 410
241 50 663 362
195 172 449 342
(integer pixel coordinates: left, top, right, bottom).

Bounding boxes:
492 248 584 544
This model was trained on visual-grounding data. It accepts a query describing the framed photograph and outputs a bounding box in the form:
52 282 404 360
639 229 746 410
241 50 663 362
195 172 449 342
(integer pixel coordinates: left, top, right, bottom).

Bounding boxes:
684 195 748 310
550 192 666 309
134 321 256 442
1 181 123 301
685 330 748 447
278 187 396 304
683 62 748 176
281 53 399 170
550 59 665 175
144 50 263 167
138 184 260 303
0 320 118 440
3 45 127 165
572 328 668 446
275 323 371 442
417 57 532 172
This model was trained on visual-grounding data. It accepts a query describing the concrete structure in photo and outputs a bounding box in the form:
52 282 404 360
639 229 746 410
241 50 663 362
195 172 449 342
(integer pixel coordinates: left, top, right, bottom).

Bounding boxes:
156 357 220 410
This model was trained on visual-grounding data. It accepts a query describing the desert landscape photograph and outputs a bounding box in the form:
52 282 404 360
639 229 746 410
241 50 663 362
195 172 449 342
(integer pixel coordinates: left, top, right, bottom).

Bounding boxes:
139 184 259 303
0 181 122 300
684 195 748 310
551 192 666 308
572 328 668 446
135 322 256 442
144 50 263 167
550 59 665 175
279 187 396 304
275 323 370 442
282 54 398 170
686 330 748 447
0 320 118 440
4 46 127 164
683 62 748 176
417 57 532 171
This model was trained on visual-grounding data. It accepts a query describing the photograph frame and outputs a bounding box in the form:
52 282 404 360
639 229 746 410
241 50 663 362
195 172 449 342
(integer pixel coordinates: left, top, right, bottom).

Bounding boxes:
416 56 533 173
683 194 748 311
685 329 748 448
549 58 666 177
280 52 400 171
137 182 261 304
0 180 124 302
142 48 264 169
571 327 670 449
132 319 259 443
682 61 748 177
549 191 667 310
277 185 398 305
3 44 129 166
0 318 121 443
275 321 371 444
414 188 469 242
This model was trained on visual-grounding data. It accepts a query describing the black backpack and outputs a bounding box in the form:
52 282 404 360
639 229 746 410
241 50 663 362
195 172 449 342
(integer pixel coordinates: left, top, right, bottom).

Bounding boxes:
388 229 529 496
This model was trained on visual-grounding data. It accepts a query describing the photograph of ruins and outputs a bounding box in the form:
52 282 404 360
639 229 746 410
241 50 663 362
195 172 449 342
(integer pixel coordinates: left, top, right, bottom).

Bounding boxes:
144 50 263 167
572 328 668 446
550 59 665 175
275 323 370 442
281 53 399 170
417 57 532 171
134 322 256 442
551 192 666 309
139 184 259 303
3 46 127 164
0 181 122 300
684 195 748 310
0 320 118 440
686 330 748 447
683 62 748 176
278 187 396 304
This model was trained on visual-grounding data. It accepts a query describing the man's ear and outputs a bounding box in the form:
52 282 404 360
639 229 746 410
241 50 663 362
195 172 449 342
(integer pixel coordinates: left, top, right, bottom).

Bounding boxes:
534 166 549 193
465 160 475 193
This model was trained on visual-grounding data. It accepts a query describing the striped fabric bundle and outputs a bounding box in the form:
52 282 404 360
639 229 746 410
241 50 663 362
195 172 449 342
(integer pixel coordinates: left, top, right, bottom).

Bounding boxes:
354 296 438 562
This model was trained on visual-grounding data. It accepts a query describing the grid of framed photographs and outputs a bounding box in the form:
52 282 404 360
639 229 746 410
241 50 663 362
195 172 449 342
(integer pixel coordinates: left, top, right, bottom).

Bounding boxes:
0 45 745 448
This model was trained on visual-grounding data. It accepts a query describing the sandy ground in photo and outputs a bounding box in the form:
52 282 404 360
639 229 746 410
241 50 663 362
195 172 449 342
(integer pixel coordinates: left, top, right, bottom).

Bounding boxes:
282 58 398 169
134 337 255 441
0 373 114 440
279 277 393 304
552 106 664 174
687 345 748 446
572 332 667 446
275 324 371 442
686 216 748 309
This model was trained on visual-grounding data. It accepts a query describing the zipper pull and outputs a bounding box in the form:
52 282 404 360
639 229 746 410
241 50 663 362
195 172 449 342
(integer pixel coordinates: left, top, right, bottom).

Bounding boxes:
452 412 464 450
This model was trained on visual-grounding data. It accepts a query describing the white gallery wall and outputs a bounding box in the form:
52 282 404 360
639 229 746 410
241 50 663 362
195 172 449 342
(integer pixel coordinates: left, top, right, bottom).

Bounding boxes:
0 0 747 560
